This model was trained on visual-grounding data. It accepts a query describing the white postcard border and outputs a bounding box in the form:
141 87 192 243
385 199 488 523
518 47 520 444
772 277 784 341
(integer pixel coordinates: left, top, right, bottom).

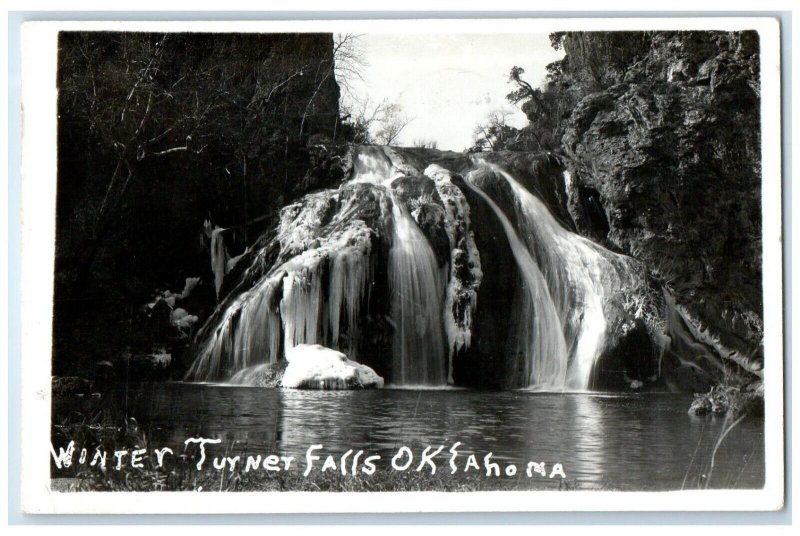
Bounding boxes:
19 17 784 514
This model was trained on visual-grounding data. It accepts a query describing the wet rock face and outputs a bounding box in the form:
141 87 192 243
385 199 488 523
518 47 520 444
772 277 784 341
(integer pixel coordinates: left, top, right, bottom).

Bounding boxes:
475 152 574 231
561 31 763 387
569 185 611 244
589 321 661 392
391 175 451 265
452 179 521 389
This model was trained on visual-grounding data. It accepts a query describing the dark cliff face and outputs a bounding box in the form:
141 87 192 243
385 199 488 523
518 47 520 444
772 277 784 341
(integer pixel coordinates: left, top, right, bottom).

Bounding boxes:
557 31 763 387
53 32 342 375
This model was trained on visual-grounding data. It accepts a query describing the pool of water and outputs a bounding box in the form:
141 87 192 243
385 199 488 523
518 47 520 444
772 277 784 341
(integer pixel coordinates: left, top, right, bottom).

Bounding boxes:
54 383 765 490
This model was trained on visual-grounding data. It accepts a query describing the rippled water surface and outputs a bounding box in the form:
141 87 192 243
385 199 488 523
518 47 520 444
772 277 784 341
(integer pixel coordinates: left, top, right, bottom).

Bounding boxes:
57 383 765 490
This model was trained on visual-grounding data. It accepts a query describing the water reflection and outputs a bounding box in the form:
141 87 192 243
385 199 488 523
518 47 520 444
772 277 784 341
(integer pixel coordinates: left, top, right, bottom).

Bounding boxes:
565 395 607 487
56 384 765 490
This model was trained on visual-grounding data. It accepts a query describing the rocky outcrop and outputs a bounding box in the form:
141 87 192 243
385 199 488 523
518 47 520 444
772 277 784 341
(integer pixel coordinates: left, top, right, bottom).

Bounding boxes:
688 383 764 417
185 145 656 390
558 31 763 389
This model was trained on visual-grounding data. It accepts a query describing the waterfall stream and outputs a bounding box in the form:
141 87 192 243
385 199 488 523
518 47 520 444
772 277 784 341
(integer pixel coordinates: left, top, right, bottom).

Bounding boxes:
352 146 448 385
186 146 644 390
464 170 569 389
388 193 447 386
467 160 641 390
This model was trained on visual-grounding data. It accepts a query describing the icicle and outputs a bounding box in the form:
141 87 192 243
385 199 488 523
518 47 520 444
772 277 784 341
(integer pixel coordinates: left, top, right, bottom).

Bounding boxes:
280 254 325 351
424 164 483 384
210 227 229 300
327 241 372 355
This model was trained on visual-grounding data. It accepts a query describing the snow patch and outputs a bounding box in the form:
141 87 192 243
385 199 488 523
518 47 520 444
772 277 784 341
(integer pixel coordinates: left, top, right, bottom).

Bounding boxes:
149 349 172 368
281 344 384 390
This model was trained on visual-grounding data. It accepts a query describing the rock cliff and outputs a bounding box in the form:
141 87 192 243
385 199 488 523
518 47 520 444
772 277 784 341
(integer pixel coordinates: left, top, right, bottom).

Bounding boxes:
554 31 763 389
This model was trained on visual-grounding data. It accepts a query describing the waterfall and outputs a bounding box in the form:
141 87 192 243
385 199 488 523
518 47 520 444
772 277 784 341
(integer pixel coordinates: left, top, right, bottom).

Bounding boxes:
185 272 285 382
464 172 569 389
467 161 641 390
187 146 643 390
351 146 448 385
493 165 607 388
388 193 447 386
187 146 450 386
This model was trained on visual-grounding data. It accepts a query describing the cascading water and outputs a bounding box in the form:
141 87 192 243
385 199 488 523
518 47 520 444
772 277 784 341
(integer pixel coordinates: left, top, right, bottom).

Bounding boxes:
186 145 645 391
351 146 448 386
388 195 447 386
464 172 569 389
187 146 452 386
466 160 642 390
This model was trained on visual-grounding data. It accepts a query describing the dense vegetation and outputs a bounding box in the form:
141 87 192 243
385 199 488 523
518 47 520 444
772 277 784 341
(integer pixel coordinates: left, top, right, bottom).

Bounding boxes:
54 32 344 375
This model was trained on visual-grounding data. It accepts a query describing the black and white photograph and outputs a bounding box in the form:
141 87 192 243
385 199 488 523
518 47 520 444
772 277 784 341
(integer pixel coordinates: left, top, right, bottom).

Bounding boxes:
17 17 784 514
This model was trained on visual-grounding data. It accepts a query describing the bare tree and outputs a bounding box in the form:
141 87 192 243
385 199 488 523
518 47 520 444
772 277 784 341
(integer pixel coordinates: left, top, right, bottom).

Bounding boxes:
339 95 382 143
372 102 412 145
472 109 516 151
59 34 222 291
333 33 366 98
59 32 340 294
341 97 412 146
331 34 415 146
